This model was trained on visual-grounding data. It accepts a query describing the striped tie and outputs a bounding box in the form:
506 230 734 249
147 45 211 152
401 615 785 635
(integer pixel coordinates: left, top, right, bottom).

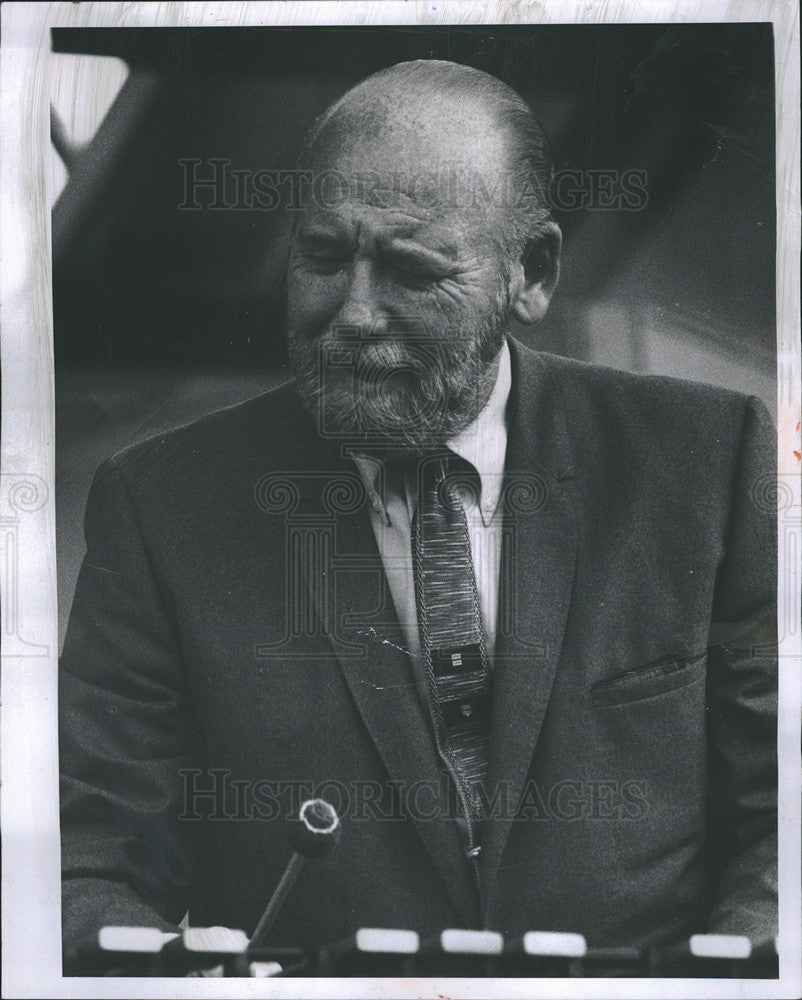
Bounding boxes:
411 453 492 824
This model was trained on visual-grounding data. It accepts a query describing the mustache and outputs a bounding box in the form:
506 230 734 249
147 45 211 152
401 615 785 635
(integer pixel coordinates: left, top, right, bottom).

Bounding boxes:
315 329 473 376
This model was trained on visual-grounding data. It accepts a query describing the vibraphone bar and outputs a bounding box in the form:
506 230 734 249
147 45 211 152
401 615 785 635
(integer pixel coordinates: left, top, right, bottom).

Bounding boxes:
73 926 780 977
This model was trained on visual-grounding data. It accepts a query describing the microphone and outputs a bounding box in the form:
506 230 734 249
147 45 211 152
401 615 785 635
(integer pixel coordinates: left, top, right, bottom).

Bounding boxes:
247 799 340 950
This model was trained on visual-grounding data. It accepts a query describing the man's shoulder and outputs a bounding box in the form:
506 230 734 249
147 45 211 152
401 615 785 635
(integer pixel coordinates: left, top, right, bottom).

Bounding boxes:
507 340 773 482
100 377 311 486
526 346 769 446
534 348 759 417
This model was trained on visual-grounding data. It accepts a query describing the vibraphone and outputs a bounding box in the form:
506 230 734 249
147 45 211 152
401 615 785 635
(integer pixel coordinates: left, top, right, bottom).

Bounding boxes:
73 926 779 977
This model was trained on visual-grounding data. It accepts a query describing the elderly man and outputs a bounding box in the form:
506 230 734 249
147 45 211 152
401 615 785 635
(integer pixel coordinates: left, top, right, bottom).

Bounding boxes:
60 60 777 965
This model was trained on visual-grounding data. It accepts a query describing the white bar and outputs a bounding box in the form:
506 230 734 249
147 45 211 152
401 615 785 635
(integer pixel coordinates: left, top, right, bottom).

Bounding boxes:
440 929 503 955
183 927 249 953
248 961 284 977
355 928 420 954
523 931 587 957
689 934 752 960
98 926 179 953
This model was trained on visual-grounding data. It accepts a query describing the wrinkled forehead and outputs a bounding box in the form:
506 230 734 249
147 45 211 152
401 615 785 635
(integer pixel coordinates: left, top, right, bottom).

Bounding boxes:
292 171 514 255
294 197 471 257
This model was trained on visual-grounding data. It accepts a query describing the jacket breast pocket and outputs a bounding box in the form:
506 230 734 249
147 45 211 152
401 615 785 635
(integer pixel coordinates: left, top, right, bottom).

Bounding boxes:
591 652 707 708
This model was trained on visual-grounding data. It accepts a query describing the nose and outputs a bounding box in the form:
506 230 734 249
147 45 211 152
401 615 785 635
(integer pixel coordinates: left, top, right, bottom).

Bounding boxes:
336 260 386 337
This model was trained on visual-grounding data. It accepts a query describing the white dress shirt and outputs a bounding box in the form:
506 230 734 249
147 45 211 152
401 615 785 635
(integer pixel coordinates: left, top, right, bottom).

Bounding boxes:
350 339 511 663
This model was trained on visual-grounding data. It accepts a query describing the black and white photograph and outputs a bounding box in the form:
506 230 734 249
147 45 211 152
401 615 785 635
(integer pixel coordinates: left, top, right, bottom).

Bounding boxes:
1 2 800 997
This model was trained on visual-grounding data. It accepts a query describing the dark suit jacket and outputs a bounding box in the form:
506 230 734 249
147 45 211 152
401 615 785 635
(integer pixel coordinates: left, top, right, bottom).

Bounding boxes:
60 337 777 961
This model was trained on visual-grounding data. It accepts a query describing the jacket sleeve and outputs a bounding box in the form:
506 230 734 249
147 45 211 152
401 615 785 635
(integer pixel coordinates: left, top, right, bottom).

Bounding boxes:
59 457 200 965
704 395 778 942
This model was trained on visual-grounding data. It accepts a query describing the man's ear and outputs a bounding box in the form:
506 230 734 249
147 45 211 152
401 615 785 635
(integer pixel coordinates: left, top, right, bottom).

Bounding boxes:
509 221 562 324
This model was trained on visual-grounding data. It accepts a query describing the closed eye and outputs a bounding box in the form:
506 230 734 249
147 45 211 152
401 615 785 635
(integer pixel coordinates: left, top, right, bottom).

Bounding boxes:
304 253 351 275
385 262 441 287
379 251 454 287
296 231 354 271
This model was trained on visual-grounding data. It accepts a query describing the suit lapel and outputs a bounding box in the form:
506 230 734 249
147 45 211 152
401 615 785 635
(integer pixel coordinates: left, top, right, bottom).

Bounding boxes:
480 339 578 909
292 424 479 926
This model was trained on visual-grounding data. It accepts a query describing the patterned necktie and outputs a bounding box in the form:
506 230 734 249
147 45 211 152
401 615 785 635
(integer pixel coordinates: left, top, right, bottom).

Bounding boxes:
411 453 492 825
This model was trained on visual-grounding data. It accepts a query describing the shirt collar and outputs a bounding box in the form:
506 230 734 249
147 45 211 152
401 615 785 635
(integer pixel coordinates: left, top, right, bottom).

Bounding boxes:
350 338 512 527
446 337 510 524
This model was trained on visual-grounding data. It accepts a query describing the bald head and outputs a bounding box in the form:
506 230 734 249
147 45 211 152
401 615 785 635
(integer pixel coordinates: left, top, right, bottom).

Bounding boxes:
301 60 554 252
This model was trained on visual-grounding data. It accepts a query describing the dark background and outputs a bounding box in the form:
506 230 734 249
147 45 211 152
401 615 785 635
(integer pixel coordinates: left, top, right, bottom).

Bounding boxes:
52 24 777 643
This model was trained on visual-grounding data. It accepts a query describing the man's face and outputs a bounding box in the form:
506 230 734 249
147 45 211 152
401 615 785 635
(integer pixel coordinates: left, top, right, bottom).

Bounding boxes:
286 126 516 454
